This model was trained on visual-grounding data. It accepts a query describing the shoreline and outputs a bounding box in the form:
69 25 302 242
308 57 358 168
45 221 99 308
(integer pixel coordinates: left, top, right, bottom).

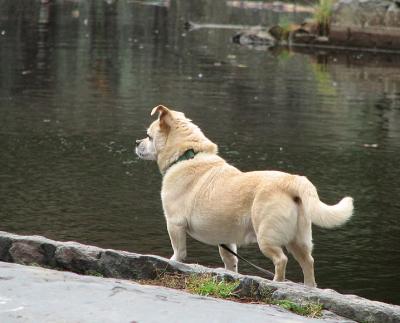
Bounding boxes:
0 231 399 322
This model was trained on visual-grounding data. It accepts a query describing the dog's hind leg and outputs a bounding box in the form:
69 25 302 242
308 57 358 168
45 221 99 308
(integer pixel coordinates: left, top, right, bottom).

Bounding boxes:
167 221 187 262
287 241 316 287
252 193 296 282
218 244 238 272
258 241 288 282
287 216 316 287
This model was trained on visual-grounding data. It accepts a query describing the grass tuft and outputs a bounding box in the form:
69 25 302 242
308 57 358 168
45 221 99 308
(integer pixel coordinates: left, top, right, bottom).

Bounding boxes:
85 270 104 277
138 273 186 290
186 275 240 299
273 300 323 318
139 273 240 299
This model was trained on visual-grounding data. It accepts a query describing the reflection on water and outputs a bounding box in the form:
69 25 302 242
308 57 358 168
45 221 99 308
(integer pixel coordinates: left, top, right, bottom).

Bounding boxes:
0 0 399 305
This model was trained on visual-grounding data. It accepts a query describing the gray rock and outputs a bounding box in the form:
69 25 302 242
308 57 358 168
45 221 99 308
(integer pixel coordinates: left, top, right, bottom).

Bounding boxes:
54 243 102 274
9 241 46 265
267 284 400 323
385 3 400 27
6 236 56 266
0 236 12 261
0 261 331 323
97 250 179 279
0 231 399 323
233 27 277 47
332 0 400 28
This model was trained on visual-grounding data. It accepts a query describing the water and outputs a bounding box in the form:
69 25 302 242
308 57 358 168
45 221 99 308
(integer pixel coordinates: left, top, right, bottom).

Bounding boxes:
1 0 399 305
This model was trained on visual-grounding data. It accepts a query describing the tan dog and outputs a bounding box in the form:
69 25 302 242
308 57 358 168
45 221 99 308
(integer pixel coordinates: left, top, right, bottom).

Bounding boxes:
135 105 354 287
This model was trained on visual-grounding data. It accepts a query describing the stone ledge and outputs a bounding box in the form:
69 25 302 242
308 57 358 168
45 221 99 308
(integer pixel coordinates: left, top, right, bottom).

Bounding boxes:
0 231 399 322
0 261 338 323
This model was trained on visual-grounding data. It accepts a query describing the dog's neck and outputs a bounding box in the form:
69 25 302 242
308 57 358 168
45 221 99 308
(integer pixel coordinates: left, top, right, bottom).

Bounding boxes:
157 131 218 175
162 149 197 176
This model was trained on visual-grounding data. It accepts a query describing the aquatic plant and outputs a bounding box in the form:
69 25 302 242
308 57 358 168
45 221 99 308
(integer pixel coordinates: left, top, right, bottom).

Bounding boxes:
313 0 335 36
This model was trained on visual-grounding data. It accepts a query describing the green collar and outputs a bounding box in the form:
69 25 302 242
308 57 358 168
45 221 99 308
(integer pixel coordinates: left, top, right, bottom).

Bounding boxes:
164 149 197 174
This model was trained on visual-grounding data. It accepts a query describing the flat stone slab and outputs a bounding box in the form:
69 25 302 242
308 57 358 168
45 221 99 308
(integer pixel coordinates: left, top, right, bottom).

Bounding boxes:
1 231 399 322
1 261 330 323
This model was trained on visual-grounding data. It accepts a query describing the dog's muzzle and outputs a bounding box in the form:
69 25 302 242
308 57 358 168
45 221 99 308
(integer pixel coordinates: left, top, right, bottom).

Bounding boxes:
135 140 142 157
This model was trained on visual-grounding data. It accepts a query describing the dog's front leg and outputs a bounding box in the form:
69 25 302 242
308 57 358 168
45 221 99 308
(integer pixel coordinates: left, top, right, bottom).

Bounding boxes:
167 221 187 262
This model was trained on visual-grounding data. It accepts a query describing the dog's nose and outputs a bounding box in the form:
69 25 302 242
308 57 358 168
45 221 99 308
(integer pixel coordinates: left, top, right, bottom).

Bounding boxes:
135 139 142 147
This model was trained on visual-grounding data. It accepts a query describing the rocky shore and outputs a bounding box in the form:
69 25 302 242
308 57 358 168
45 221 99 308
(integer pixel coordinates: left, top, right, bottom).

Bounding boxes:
1 231 399 322
233 0 400 51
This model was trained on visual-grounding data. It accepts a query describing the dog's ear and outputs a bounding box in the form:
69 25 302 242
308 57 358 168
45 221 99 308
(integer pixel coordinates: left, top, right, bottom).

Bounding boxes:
151 105 173 128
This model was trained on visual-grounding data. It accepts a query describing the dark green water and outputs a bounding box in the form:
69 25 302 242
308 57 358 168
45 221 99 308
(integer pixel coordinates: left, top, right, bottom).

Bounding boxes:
0 0 399 305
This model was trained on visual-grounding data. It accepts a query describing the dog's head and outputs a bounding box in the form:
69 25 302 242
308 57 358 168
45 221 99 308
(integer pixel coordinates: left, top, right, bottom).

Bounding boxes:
135 105 218 173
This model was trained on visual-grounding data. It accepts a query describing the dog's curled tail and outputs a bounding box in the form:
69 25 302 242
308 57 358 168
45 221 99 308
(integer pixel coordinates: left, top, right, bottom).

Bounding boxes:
296 176 354 229
308 196 354 228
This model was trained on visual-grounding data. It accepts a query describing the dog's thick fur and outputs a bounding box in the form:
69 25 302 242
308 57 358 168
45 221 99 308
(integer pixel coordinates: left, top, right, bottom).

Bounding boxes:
136 105 354 287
